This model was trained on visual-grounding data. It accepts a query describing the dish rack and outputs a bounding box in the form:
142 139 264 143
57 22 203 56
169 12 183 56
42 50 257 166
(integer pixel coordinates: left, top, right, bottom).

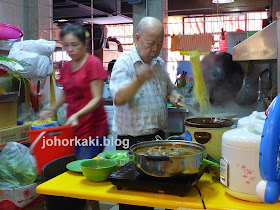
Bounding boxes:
256 95 280 203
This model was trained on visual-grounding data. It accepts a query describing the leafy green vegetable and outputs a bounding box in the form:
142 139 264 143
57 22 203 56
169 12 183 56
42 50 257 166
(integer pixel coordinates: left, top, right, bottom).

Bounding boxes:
0 55 31 67
0 142 37 188
105 153 128 160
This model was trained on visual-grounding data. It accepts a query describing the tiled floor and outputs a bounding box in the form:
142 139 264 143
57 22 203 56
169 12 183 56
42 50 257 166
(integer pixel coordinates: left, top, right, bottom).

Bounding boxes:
99 201 118 210
85 201 164 210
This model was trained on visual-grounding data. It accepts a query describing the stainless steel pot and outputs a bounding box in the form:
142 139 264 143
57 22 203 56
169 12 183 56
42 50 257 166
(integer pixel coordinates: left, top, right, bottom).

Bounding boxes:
130 140 206 177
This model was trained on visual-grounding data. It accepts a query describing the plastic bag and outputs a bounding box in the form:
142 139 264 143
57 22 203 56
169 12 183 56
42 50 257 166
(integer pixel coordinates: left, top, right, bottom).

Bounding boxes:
57 103 68 126
11 39 56 57
18 102 37 123
0 142 37 188
40 76 64 106
8 50 53 79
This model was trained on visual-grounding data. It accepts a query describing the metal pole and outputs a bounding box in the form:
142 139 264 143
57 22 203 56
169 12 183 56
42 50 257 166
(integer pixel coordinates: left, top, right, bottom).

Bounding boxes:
50 0 53 41
146 0 148 17
91 0 94 55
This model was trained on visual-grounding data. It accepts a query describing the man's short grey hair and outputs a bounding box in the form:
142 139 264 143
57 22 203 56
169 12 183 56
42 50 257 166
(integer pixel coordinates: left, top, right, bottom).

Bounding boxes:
135 17 163 36
136 22 145 35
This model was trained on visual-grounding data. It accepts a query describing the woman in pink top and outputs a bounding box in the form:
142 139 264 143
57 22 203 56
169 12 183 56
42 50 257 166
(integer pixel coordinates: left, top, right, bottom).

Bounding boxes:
40 24 108 160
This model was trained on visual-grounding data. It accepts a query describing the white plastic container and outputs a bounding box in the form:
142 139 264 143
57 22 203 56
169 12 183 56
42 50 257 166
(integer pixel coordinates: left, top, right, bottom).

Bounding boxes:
237 111 265 129
221 112 266 202
104 105 117 152
221 126 262 202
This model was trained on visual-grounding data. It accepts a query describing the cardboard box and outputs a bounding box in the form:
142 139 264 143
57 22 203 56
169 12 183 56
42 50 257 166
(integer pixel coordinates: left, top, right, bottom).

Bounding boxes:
0 183 45 210
0 124 31 149
107 41 118 50
0 101 17 129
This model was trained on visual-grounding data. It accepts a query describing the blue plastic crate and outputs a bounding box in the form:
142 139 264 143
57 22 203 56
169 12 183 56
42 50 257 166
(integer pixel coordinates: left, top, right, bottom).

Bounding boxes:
31 121 58 130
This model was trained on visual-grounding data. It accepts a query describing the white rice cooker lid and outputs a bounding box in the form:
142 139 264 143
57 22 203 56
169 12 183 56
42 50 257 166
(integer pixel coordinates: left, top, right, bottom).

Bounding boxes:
222 128 261 149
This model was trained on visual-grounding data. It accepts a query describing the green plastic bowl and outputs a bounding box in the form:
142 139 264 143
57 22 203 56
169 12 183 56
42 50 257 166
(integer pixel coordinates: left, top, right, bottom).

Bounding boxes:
81 159 117 182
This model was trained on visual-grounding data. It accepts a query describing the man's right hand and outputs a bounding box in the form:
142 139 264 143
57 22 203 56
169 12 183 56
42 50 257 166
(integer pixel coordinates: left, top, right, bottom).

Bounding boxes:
136 63 155 83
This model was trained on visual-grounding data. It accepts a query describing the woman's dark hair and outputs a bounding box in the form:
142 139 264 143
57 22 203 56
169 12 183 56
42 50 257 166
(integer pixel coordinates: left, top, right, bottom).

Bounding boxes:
60 24 87 44
108 59 116 72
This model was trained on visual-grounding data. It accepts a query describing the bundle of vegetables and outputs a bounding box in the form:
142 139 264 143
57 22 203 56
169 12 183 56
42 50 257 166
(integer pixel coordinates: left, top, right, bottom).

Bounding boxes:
0 55 30 72
105 152 129 160
0 56 32 99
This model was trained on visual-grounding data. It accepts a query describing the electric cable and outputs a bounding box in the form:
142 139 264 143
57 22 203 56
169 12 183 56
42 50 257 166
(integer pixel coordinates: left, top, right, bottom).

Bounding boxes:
194 185 206 209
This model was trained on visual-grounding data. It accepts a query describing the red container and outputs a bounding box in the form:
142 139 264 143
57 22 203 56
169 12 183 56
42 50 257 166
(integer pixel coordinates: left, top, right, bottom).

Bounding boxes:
219 31 227 52
27 125 75 175
0 69 7 75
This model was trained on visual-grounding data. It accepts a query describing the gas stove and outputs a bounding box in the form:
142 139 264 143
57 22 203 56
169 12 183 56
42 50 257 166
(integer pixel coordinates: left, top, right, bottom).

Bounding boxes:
106 161 206 196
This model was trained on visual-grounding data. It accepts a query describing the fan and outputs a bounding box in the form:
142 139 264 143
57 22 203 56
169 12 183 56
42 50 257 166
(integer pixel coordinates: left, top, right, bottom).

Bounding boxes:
256 95 280 203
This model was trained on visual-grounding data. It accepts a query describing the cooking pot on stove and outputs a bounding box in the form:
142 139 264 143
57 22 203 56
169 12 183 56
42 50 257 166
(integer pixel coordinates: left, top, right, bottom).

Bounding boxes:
130 140 206 177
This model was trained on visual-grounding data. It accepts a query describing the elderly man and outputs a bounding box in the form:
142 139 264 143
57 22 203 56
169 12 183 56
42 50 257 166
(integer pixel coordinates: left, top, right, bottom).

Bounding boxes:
109 15 185 210
110 16 185 149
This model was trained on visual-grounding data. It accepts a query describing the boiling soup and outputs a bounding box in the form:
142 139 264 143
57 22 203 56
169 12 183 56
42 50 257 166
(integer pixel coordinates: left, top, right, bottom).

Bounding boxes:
135 144 202 157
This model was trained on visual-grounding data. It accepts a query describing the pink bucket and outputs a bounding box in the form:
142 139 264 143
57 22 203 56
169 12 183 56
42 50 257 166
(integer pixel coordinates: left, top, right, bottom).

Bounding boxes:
0 23 23 40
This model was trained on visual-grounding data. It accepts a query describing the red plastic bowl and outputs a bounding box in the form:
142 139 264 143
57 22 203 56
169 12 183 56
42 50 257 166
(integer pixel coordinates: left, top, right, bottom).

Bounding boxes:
0 23 23 40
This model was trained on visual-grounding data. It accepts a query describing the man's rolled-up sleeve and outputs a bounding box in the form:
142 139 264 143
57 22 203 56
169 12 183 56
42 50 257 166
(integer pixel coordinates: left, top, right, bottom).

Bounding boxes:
109 58 131 100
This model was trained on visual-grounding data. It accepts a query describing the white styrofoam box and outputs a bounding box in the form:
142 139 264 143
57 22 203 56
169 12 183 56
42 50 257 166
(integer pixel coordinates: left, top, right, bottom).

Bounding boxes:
0 183 40 209
104 105 116 152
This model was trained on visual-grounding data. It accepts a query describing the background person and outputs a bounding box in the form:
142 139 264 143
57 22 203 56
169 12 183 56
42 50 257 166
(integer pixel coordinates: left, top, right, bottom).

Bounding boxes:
107 59 116 79
110 16 185 210
39 24 108 160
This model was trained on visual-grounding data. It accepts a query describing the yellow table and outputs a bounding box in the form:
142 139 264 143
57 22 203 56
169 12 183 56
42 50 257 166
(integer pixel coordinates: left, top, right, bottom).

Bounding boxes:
36 170 280 210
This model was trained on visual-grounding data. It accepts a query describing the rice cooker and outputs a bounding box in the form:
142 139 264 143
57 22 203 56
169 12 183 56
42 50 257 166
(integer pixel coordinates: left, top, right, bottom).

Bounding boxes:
221 120 264 202
185 117 233 158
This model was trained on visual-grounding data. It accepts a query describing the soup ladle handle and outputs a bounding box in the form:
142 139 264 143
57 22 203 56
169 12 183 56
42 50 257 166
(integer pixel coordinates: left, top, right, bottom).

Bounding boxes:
146 154 170 161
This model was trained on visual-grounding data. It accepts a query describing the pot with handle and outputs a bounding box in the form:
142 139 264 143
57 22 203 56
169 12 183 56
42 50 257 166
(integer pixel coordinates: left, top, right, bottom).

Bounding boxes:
130 140 206 177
